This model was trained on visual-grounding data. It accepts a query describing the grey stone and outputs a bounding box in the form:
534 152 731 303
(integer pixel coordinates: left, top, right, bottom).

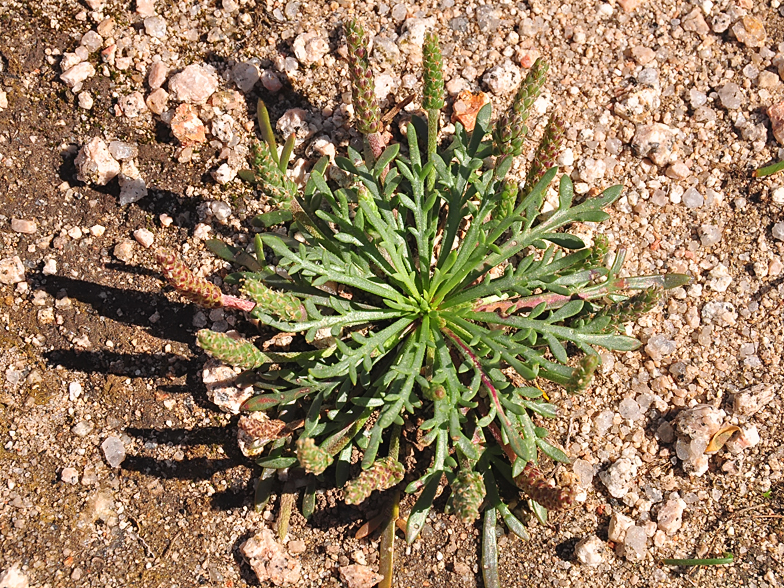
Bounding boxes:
101 436 126 468
717 83 745 110
232 61 260 92
483 60 522 94
631 123 676 166
698 224 722 246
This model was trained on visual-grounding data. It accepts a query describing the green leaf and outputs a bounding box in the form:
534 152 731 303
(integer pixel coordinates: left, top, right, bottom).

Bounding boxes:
536 438 570 463
373 143 401 177
557 173 573 210
205 238 239 262
406 473 442 544
255 455 297 469
251 210 294 227
257 99 279 164
482 506 500 588
541 233 586 250
238 169 257 184
279 132 296 171
241 387 315 411
521 400 558 419
302 479 316 519
528 499 548 525
518 411 538 462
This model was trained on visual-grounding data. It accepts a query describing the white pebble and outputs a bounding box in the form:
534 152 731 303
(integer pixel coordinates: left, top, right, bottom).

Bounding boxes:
133 228 155 248
0 256 25 285
42 258 57 276
575 535 606 566
69 381 83 400
101 436 126 468
78 91 94 110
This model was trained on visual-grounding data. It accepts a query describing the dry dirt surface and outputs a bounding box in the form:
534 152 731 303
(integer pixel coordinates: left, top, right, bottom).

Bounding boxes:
1 0 783 587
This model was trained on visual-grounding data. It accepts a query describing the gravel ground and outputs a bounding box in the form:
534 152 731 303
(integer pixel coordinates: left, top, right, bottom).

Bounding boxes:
1 0 783 587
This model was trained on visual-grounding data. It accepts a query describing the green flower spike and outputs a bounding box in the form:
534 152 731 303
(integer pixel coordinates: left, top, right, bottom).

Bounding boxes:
296 438 334 476
344 458 405 505
345 19 382 137
196 330 268 370
241 278 307 322
493 58 549 159
249 141 298 210
520 113 565 200
450 471 486 524
566 354 600 394
422 32 445 111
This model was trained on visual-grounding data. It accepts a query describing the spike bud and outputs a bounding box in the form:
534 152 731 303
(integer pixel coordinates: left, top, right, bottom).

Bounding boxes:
344 457 405 505
493 58 549 159
296 438 334 475
450 470 486 523
345 19 382 136
157 249 223 308
242 278 307 322
515 462 575 510
196 329 268 369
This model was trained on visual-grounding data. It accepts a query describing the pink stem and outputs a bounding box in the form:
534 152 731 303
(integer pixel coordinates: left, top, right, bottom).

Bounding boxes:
221 295 255 312
442 328 512 429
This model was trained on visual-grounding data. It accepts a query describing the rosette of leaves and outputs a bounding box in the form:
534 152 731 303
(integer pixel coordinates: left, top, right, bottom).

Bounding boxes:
161 19 688 586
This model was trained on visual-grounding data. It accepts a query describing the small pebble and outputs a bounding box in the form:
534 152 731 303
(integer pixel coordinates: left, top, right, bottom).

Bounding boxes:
69 381 82 400
71 421 94 436
292 32 330 66
147 61 168 89
143 15 167 38
773 221 784 241
133 228 155 248
575 535 605 566
113 240 135 262
75 137 120 185
11 219 36 234
698 224 722 246
599 457 640 498
118 92 147 118
0 256 25 285
622 525 648 561
168 64 219 104
61 467 80 485
101 436 126 468
717 83 745 110
483 60 521 94
657 496 687 535
42 258 57 275
78 91 94 110
682 187 703 208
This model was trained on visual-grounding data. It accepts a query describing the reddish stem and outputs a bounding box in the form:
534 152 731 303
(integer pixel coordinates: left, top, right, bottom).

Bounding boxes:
221 294 255 312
